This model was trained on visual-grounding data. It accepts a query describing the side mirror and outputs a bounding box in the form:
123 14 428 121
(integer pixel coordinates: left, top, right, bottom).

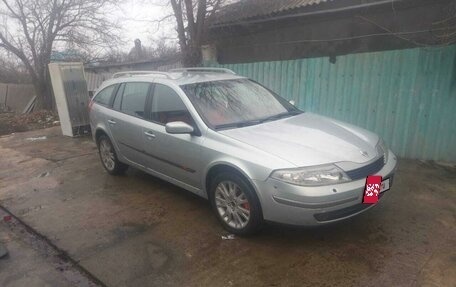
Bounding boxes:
289 100 296 106
165 121 194 134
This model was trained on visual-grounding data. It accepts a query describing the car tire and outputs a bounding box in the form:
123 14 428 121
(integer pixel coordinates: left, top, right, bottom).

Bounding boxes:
97 134 128 175
209 171 263 236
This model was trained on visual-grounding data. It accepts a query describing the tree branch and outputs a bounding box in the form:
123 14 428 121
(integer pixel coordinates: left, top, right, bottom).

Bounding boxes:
170 0 188 50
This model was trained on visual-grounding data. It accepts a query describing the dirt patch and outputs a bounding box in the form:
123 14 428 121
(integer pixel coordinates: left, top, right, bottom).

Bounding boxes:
0 111 59 135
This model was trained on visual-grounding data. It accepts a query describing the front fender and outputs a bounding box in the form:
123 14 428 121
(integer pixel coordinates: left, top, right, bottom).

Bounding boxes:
202 158 268 199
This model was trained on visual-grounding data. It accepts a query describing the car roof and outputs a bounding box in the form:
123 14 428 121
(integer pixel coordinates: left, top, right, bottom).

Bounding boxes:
171 72 246 86
98 68 246 90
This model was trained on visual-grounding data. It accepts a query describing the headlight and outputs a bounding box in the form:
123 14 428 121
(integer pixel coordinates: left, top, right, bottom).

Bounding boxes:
270 164 350 186
376 138 388 164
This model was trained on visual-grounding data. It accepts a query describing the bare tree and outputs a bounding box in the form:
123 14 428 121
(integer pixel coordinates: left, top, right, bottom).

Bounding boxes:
0 0 120 110
152 36 179 58
96 37 178 65
0 54 29 83
169 0 226 66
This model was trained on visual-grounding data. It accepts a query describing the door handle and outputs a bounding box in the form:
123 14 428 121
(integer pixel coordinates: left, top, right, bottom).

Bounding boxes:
144 131 156 138
108 119 116 125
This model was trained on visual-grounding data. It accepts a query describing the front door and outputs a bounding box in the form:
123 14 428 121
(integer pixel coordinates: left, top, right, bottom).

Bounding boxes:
142 83 202 189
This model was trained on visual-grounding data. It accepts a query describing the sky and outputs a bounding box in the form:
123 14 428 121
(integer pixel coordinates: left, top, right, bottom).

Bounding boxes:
1 0 238 60
0 0 176 60
114 0 176 51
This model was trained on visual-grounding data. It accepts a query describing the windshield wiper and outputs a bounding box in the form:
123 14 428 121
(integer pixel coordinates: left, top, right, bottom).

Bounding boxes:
260 110 303 123
215 110 303 130
215 119 262 130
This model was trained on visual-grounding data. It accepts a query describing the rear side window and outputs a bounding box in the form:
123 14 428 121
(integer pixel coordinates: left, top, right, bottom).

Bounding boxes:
120 82 150 118
150 84 194 125
112 84 125 111
93 85 116 106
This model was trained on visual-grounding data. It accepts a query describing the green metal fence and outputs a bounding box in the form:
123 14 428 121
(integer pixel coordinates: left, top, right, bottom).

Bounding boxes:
207 45 456 161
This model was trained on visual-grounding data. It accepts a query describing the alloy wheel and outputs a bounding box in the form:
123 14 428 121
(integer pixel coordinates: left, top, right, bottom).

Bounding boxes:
214 180 251 229
99 139 115 171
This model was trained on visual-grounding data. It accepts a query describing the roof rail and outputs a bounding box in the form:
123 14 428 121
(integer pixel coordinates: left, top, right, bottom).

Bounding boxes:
169 67 236 75
112 71 172 79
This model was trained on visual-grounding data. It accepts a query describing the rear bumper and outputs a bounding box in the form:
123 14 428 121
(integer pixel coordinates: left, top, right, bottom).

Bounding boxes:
252 150 398 226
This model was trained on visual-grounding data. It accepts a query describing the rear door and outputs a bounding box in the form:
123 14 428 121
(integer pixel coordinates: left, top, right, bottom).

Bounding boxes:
142 83 203 189
90 84 117 135
108 82 152 167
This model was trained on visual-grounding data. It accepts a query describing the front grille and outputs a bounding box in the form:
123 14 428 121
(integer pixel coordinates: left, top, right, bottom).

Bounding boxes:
345 156 384 181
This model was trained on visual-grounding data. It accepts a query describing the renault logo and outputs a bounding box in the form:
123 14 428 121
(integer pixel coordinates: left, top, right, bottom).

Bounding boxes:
360 151 369 157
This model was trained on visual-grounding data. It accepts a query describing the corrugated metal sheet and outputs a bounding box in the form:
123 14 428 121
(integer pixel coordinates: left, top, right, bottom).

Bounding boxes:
208 45 456 161
85 71 113 93
215 0 330 25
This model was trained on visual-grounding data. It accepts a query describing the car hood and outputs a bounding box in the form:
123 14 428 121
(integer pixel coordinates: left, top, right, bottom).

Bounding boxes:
219 113 380 167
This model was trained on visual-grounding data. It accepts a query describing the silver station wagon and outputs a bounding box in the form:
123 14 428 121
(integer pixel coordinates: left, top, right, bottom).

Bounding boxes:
89 68 397 235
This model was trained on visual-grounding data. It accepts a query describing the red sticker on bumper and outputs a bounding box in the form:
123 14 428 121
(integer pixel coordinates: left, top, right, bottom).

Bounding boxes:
363 175 382 204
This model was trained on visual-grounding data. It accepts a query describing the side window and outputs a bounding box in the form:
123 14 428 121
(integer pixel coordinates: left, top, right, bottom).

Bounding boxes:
151 84 194 125
112 84 124 111
93 85 116 106
120 82 150 118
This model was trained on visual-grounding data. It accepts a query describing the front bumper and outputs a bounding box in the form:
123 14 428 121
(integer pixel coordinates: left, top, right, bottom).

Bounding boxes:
253 150 398 226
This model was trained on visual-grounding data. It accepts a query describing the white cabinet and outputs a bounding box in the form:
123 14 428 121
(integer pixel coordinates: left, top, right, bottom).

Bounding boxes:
49 62 90 136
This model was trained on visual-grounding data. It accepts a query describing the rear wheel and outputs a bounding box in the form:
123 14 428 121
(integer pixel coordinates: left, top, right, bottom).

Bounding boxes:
210 172 263 235
97 134 128 175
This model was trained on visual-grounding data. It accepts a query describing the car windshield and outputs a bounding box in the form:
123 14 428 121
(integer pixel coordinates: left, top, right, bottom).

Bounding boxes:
181 79 302 129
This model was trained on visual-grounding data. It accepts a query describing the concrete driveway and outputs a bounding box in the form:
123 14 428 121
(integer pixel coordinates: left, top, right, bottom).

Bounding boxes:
0 127 455 287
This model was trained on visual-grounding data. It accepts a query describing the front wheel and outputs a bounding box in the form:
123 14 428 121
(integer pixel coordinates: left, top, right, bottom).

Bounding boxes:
209 172 263 235
97 134 128 175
